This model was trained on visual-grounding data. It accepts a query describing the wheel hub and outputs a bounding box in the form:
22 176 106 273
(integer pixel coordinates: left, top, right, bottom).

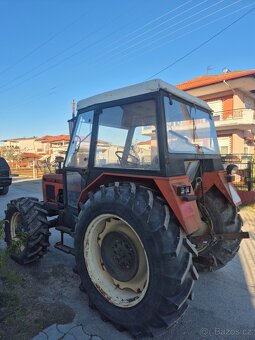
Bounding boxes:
101 231 138 282
10 212 24 238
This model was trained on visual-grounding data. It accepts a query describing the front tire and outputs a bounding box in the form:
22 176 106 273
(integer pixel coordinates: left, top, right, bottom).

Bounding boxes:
5 197 50 264
75 183 198 337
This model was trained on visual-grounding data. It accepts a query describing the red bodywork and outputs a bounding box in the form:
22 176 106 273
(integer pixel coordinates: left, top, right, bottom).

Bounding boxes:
42 173 63 205
42 170 239 235
202 170 241 205
78 173 202 234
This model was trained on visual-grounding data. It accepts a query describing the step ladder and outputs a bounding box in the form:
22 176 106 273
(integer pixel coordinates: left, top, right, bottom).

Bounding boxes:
54 226 75 256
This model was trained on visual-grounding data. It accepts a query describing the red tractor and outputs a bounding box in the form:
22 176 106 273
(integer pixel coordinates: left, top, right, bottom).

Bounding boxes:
4 80 248 337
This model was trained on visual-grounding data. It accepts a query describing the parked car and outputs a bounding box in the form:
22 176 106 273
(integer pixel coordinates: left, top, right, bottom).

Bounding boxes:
0 157 12 195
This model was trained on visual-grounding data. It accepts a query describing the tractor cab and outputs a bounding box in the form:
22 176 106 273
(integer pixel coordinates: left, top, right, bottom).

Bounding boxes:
61 80 222 211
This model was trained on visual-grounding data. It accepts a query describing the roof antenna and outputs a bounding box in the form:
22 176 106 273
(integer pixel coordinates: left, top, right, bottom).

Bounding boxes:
222 67 231 74
206 66 214 74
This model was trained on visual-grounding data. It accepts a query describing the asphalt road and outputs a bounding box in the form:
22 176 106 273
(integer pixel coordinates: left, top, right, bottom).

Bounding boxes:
0 178 255 340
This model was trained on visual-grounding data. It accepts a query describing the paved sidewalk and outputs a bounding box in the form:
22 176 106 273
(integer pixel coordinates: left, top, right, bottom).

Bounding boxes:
33 323 103 340
32 206 255 340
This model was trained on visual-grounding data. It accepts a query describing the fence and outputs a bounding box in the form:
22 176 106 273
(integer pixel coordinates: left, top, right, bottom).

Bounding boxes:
10 159 56 178
9 154 255 187
221 154 255 191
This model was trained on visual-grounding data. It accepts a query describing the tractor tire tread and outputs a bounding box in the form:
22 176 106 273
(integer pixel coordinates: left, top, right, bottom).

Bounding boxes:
194 188 242 272
75 182 197 337
4 197 50 265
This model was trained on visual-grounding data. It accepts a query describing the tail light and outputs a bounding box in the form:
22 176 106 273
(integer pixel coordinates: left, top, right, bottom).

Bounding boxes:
175 185 191 196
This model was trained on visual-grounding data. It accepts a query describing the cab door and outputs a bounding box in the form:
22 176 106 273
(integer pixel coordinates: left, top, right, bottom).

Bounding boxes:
64 110 94 209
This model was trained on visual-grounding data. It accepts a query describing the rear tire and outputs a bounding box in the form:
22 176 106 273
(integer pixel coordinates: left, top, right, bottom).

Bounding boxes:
4 197 50 264
0 187 9 195
193 189 242 272
75 183 198 337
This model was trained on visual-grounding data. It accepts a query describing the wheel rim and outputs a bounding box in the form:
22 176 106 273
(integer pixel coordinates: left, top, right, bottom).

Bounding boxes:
84 214 149 308
10 211 25 251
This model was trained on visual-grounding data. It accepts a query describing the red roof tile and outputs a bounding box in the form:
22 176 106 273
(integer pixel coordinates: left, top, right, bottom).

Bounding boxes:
177 70 255 91
137 140 151 145
35 135 70 143
21 153 42 159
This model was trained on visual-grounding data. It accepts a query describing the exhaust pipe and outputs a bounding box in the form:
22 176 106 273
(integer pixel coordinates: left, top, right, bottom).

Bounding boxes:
68 99 76 135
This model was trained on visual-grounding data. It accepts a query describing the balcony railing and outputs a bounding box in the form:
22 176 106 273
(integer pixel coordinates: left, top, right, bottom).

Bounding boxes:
213 108 255 120
213 108 255 128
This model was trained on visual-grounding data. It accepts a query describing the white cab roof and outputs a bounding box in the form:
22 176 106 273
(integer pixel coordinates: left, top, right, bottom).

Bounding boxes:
77 79 211 111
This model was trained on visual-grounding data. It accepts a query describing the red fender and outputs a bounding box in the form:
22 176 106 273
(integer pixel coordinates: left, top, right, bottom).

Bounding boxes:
78 173 202 235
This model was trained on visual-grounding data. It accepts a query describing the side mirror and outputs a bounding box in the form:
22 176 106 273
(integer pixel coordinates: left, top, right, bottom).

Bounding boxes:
226 163 238 175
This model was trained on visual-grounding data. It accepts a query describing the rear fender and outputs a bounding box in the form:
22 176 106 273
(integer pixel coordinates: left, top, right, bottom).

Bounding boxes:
78 173 202 235
203 170 241 206
154 176 202 234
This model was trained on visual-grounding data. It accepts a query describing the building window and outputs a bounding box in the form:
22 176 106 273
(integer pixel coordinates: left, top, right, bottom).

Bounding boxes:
207 99 223 118
220 146 229 154
244 146 248 154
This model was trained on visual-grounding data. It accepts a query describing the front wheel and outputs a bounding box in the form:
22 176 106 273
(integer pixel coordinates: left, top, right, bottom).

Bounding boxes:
75 183 198 337
4 197 50 264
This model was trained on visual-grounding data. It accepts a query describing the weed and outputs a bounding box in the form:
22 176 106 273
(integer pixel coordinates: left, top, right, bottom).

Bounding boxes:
0 220 28 269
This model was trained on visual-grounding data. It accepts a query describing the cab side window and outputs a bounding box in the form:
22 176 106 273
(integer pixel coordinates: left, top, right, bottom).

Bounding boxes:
95 100 159 170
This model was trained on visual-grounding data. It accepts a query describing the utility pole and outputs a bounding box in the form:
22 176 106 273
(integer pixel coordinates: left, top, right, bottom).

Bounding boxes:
72 99 75 118
33 160 38 179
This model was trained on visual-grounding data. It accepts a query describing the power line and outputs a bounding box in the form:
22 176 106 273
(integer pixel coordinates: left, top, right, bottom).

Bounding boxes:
0 1 193 93
4 87 57 112
0 1 139 90
3 2 254 117
26 1 248 92
104 0 240 61
16 0 222 88
1 1 184 111
83 0 242 71
1 0 252 101
92 0 201 59
111 0 194 44
147 5 255 79
0 2 97 76
1 0 241 94
101 3 254 72
0 0 169 92
106 2 254 71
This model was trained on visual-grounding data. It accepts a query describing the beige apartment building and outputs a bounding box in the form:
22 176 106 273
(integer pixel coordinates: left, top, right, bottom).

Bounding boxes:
177 70 255 155
1 135 70 168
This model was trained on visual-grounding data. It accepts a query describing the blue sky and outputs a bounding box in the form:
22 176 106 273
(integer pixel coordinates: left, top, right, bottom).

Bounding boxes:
0 0 254 140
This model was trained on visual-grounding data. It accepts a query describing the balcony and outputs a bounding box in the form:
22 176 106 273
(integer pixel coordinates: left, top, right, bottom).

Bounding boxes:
141 126 156 135
213 108 255 131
